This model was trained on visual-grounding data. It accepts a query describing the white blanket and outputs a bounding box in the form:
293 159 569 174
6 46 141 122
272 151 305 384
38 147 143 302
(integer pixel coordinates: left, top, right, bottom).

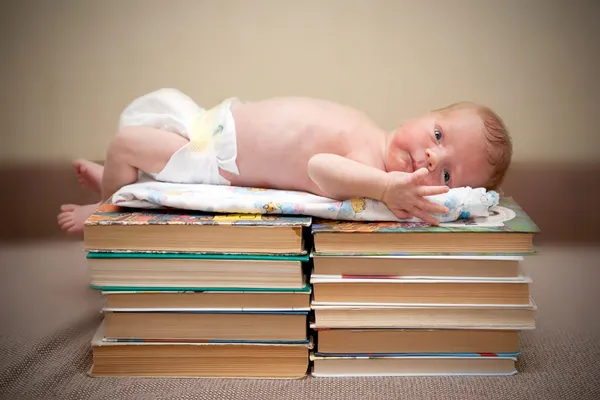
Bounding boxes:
112 179 499 223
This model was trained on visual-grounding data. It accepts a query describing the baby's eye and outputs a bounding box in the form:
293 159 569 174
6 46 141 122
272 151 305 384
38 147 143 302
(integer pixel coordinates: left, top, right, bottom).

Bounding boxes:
444 169 451 185
434 128 443 142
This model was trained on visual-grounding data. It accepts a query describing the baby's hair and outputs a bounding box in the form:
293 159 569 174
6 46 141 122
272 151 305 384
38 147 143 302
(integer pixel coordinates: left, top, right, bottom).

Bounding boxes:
435 102 512 190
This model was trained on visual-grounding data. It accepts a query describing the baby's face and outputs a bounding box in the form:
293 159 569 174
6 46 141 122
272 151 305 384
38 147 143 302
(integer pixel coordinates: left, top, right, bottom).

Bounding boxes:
385 108 493 188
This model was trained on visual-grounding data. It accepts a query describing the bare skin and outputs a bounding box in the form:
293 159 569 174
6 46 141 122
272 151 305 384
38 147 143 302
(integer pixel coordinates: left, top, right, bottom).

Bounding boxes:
58 96 494 236
72 159 103 193
57 202 101 235
57 160 103 235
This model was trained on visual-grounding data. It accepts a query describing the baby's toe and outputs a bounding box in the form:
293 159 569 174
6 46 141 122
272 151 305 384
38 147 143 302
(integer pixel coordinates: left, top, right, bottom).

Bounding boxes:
59 219 75 231
60 204 76 212
66 225 79 234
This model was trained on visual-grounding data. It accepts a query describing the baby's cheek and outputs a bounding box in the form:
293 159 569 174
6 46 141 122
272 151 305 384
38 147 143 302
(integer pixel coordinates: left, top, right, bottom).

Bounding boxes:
423 173 443 187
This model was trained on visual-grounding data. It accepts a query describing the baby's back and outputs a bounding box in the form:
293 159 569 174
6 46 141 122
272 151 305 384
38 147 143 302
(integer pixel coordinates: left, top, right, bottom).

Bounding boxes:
226 97 386 194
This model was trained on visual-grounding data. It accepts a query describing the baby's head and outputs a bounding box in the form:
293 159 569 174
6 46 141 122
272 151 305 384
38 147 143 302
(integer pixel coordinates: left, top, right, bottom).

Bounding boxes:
385 102 512 190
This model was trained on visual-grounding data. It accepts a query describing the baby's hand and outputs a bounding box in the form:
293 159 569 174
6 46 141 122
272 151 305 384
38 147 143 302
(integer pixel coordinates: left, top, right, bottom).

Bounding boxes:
381 168 450 225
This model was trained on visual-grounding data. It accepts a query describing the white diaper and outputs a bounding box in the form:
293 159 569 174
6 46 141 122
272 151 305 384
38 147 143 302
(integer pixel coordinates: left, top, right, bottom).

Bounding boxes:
118 88 240 185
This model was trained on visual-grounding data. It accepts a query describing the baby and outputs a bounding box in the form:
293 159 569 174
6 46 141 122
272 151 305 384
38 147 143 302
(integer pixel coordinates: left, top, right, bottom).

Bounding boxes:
57 88 512 235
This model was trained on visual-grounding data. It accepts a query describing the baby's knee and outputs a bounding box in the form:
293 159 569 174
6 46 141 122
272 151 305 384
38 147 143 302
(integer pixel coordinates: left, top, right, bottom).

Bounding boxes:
109 126 143 161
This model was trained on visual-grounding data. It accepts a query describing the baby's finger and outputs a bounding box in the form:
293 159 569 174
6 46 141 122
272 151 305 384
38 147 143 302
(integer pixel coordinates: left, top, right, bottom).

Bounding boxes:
418 199 449 215
410 168 429 182
392 209 412 220
417 185 449 197
411 208 440 226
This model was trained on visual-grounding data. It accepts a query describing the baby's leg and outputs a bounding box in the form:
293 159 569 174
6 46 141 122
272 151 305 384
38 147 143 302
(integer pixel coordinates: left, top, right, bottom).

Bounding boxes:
57 203 102 235
57 160 103 236
101 126 189 200
73 159 104 193
57 126 188 237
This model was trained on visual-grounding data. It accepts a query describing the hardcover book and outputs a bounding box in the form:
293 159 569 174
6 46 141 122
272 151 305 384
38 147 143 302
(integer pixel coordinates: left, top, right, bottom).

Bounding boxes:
83 201 311 254
311 197 539 255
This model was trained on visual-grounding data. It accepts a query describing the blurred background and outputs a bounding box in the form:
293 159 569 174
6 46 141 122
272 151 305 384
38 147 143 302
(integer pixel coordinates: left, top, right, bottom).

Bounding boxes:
0 0 598 241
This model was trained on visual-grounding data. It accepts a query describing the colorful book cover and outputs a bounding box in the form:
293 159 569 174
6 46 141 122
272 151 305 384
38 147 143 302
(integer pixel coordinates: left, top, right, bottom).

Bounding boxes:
85 201 312 227
311 197 539 234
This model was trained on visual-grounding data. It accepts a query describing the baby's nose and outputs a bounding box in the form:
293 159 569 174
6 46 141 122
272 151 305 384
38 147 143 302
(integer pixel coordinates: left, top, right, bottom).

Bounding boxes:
425 148 440 171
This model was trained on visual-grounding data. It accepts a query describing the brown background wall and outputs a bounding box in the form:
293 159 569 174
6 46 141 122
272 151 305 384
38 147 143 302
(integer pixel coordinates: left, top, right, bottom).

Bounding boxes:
1 0 599 243
2 160 598 244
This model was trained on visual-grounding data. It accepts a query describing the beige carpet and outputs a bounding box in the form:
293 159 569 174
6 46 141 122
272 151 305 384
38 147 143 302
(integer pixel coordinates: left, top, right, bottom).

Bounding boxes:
1 241 599 400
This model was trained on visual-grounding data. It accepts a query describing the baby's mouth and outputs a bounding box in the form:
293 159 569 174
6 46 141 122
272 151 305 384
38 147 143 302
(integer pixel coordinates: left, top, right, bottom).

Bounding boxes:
397 150 414 173
411 157 421 173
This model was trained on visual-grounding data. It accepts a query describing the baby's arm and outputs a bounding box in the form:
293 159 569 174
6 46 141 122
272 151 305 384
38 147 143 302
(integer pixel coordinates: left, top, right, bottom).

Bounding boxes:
307 153 449 224
308 154 389 201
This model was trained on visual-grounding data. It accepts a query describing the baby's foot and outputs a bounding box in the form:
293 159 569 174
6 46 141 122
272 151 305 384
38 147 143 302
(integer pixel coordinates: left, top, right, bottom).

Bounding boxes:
73 159 104 194
57 203 101 236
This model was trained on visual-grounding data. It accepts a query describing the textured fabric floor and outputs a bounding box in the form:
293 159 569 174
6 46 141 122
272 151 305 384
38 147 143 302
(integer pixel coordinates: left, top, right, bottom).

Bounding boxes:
1 241 599 400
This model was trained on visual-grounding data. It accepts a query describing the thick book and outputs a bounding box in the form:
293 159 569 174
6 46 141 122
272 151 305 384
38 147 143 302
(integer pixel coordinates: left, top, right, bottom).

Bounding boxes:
310 275 531 305
102 310 308 342
90 322 311 378
87 252 308 289
312 254 522 278
311 300 537 329
310 353 517 377
83 202 311 254
101 285 311 310
311 197 539 255
315 328 520 355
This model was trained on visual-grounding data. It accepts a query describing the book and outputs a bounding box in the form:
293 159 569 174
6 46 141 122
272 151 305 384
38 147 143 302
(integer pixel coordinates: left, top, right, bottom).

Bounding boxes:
310 276 531 305
311 300 537 329
87 252 308 289
315 328 519 355
101 285 311 310
310 353 517 377
102 310 308 342
311 197 539 255
90 322 311 378
312 254 522 278
83 202 311 254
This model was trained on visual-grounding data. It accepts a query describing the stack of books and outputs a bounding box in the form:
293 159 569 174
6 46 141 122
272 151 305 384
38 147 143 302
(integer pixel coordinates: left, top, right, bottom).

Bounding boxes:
83 202 313 379
309 196 539 377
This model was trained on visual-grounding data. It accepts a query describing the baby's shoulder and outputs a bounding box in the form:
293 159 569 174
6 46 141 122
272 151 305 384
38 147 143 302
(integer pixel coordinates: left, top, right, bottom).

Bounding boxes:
344 131 386 169
345 121 386 143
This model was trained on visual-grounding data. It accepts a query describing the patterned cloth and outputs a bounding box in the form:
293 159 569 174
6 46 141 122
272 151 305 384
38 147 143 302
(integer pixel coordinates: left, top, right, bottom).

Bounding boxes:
112 179 499 223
